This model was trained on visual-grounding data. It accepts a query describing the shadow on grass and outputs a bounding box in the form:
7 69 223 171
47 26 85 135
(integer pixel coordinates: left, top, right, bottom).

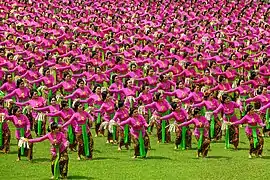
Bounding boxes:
93 149 101 153
32 157 51 163
94 157 120 160
5 151 18 155
207 156 232 160
236 147 249 151
146 156 172 160
261 156 270 159
68 175 94 179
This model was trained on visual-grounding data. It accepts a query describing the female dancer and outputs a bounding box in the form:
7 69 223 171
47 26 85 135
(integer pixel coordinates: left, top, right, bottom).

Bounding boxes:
161 102 191 150
113 100 130 151
144 92 172 143
62 101 94 160
0 73 16 94
0 99 11 153
96 91 118 144
178 108 210 158
3 79 30 102
47 100 77 151
15 89 46 136
192 92 221 141
229 104 265 158
119 107 150 158
81 85 103 137
25 122 69 179
5 106 33 161
213 94 242 149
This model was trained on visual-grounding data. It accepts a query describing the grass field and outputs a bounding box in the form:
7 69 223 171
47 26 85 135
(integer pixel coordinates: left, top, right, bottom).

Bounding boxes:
1 125 270 180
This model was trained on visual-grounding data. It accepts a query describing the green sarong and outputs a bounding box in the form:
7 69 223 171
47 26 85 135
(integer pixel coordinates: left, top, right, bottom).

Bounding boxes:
197 128 204 150
94 104 101 124
80 123 90 157
139 130 146 157
248 125 259 149
53 145 60 180
180 126 187 150
18 128 25 155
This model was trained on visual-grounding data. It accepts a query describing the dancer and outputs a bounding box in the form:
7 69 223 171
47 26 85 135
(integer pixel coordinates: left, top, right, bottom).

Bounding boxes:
0 99 11 153
213 94 242 149
161 102 191 150
229 104 265 158
178 108 210 158
25 122 69 179
144 92 172 143
119 107 150 158
5 106 33 161
113 100 130 151
62 101 94 160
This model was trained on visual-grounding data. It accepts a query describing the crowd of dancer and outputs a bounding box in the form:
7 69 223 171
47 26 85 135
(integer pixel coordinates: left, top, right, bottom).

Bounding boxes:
0 0 269 179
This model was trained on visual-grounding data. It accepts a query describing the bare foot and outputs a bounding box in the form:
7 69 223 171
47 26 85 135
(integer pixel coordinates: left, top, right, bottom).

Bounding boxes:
118 147 122 151
77 157 81 161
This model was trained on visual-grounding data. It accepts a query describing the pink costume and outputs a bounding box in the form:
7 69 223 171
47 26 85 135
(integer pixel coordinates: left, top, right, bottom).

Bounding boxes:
29 132 68 156
4 87 30 102
49 80 76 94
47 108 76 128
145 99 171 123
182 92 204 104
193 99 219 111
213 102 242 122
6 114 31 140
0 108 10 133
65 87 92 100
113 107 129 125
0 81 16 93
178 116 209 138
16 97 46 119
161 108 188 124
232 113 265 136
62 111 93 133
246 94 270 111
164 88 190 99
95 99 115 121
31 75 55 87
120 115 148 138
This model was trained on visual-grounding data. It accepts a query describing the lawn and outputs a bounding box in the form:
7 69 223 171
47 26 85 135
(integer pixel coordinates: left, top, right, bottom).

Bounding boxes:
1 125 270 180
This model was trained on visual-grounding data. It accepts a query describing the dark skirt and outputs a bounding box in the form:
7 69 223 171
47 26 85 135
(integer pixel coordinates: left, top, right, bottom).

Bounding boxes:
18 134 33 160
175 126 192 149
131 133 150 157
247 134 264 156
156 121 171 143
51 149 69 178
196 136 211 157
107 126 119 142
0 128 11 153
229 125 239 148
34 120 46 137
118 126 131 148
213 119 222 141
65 128 77 151
76 132 94 158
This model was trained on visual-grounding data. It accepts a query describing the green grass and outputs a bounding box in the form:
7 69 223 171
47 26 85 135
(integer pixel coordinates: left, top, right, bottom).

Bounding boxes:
1 125 270 180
